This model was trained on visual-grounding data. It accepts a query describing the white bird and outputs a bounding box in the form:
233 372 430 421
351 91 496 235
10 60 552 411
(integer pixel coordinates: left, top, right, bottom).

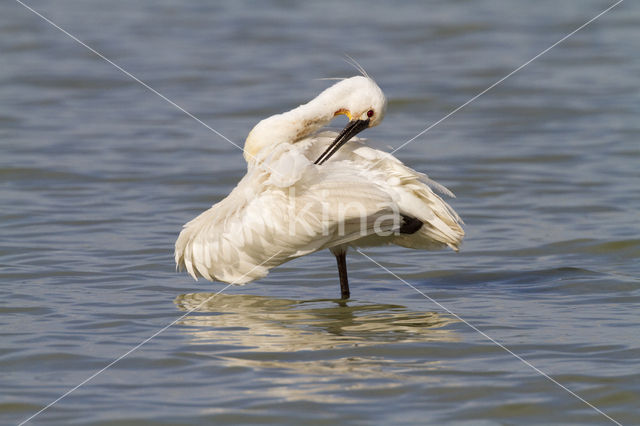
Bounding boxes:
175 76 464 299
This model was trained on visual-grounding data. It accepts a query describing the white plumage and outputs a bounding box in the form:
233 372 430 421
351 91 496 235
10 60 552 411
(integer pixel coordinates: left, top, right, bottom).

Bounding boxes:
175 76 463 298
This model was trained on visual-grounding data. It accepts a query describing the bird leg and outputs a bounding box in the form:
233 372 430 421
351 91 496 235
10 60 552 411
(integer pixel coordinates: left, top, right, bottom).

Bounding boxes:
335 250 350 299
400 214 423 234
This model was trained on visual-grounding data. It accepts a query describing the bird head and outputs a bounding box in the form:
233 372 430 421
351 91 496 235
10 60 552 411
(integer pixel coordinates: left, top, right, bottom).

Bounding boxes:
314 76 387 165
244 76 387 165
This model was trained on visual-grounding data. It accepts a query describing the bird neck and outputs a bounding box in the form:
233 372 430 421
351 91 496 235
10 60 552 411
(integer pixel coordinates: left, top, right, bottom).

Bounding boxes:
244 83 351 164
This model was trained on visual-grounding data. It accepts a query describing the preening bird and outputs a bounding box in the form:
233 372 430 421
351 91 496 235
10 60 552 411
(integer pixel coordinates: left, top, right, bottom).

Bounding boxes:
175 76 464 299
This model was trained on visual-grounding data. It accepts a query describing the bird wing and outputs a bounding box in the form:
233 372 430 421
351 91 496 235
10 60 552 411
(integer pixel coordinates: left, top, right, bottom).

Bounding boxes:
175 133 464 284
302 132 464 250
175 144 399 284
346 142 464 250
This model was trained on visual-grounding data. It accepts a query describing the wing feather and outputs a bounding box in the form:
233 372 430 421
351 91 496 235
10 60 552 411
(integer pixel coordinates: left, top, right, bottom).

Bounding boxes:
175 132 464 283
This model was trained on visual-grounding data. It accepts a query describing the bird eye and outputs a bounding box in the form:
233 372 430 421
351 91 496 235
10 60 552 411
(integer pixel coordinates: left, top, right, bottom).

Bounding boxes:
367 109 374 118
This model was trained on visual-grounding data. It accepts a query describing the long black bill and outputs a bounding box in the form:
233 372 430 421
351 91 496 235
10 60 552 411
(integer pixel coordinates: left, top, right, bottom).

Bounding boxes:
314 118 370 165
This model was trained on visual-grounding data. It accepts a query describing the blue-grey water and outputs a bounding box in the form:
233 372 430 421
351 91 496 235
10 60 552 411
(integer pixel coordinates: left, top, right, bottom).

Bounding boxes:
2 0 639 424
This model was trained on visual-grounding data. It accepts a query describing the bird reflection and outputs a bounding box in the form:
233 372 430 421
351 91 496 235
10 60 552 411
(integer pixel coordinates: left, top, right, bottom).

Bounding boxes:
175 293 459 398
174 293 458 351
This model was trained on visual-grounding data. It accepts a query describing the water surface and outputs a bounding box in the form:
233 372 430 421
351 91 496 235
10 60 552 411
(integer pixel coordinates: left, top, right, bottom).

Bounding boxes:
1 0 639 424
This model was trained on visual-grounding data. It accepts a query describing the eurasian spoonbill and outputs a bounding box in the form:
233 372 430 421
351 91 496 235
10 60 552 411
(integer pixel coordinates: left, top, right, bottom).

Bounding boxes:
175 76 464 299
